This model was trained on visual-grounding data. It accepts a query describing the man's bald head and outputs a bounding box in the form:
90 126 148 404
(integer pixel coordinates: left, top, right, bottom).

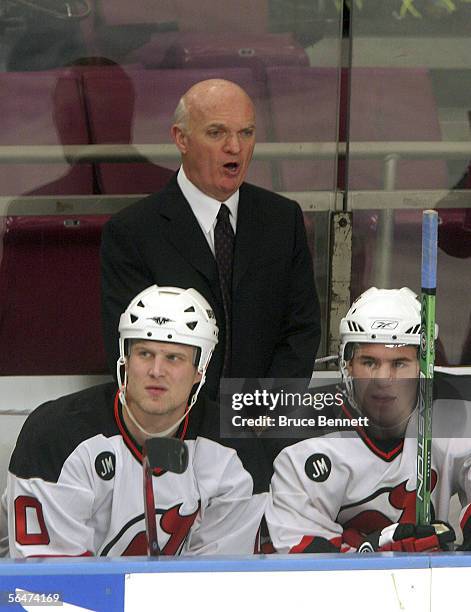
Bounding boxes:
171 79 256 201
173 79 255 134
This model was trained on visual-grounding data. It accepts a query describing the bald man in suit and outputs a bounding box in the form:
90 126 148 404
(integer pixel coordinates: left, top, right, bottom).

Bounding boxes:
101 79 321 398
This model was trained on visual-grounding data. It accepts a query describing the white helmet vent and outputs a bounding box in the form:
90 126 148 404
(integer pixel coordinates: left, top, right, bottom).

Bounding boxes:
185 306 195 313
406 324 421 335
187 321 197 330
347 321 365 332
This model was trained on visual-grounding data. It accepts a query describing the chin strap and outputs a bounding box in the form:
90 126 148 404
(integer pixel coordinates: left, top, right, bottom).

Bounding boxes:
116 356 208 439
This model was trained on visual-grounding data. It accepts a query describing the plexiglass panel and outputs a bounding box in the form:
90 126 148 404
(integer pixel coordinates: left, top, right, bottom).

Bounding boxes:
349 1 471 365
0 1 342 375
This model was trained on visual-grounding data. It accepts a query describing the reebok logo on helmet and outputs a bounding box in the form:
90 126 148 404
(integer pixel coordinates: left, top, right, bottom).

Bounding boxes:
371 320 399 330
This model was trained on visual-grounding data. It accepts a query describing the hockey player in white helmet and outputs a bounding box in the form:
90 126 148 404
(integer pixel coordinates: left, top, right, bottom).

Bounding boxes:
339 286 425 439
7 285 268 558
116 285 218 440
266 287 471 554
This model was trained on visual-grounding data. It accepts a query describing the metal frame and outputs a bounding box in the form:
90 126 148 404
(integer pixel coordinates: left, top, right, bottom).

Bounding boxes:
2 141 471 165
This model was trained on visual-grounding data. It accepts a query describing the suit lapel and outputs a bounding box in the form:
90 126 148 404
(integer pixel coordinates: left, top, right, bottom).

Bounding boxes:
159 180 219 286
157 180 260 296
233 185 262 290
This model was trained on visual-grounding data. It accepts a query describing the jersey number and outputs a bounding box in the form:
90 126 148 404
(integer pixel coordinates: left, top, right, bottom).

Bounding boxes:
15 496 50 545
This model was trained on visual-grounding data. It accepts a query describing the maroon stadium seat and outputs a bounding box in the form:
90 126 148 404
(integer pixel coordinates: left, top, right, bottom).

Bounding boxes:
87 0 269 65
82 67 273 192
348 67 448 190
131 32 309 79
347 67 449 298
266 66 340 192
438 208 471 259
80 65 174 195
267 66 448 192
0 215 108 375
0 71 93 196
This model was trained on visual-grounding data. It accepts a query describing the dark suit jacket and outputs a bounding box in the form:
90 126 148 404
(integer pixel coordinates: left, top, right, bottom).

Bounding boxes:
101 175 321 398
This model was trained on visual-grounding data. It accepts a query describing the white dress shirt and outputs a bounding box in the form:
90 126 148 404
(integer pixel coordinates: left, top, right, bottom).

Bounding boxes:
177 167 238 255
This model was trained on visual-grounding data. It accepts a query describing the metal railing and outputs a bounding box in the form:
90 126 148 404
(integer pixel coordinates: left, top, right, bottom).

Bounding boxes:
2 140 471 194
2 140 471 162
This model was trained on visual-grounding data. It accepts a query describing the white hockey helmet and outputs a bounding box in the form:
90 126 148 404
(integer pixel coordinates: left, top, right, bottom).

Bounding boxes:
339 287 438 402
118 285 218 374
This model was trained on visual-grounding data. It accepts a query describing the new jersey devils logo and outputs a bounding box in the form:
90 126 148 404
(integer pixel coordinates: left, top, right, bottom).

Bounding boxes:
341 470 438 535
105 502 201 556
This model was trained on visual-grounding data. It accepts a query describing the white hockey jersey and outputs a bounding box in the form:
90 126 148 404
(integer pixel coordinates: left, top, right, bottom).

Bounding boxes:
266 392 471 553
7 383 268 557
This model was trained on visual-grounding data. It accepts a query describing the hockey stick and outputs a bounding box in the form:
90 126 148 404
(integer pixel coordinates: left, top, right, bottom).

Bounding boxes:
142 437 189 556
416 210 438 525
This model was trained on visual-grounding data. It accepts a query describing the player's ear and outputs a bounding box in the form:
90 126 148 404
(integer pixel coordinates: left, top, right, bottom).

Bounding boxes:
344 343 355 375
193 370 202 385
123 341 132 372
346 359 353 375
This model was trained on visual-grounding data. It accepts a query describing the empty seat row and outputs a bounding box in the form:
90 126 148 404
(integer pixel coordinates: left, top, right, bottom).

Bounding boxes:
0 215 108 375
0 65 449 197
0 64 458 375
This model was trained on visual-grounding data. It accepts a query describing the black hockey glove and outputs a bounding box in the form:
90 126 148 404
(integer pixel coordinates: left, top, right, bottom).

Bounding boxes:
357 522 455 553
457 504 471 551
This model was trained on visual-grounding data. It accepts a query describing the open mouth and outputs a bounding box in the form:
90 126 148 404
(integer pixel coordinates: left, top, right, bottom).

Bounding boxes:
223 162 240 173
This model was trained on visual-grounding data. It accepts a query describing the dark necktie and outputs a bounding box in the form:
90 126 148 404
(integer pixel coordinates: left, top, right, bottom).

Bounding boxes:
214 203 235 377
